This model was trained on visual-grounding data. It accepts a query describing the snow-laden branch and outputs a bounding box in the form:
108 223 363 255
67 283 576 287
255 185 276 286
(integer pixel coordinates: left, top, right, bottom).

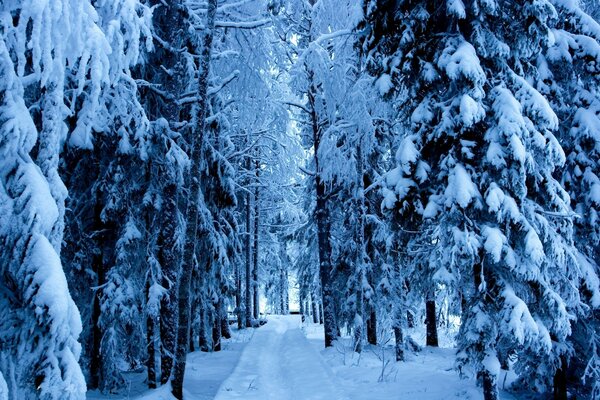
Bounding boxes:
178 70 239 105
189 0 254 13
208 70 240 95
364 172 385 194
314 29 354 45
217 0 255 12
215 19 271 29
279 100 311 114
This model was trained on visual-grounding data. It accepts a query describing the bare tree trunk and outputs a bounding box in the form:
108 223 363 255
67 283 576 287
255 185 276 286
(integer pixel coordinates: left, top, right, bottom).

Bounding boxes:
407 310 414 328
553 356 568 400
473 259 498 400
159 182 180 384
300 296 306 323
235 262 244 329
318 302 323 324
284 269 290 314
146 280 157 388
212 298 223 351
311 296 319 324
308 73 336 348
425 297 438 347
171 0 217 397
353 144 368 353
482 370 499 400
367 309 377 346
394 326 404 362
244 189 253 328
198 294 209 352
279 265 287 314
252 166 260 321
159 198 181 385
221 308 232 340
89 190 105 390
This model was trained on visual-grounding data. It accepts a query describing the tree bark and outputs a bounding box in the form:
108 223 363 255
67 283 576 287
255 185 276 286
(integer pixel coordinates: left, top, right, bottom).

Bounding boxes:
235 261 244 329
392 234 406 361
393 326 404 361
146 279 157 388
318 302 323 324
300 297 306 323
159 183 180 384
474 257 498 400
279 265 287 314
198 295 209 352
252 165 260 321
367 309 377 346
212 299 222 351
145 0 191 385
553 356 568 400
244 189 253 328
407 310 414 328
481 370 499 400
425 298 438 347
171 0 217 397
221 309 232 340
308 72 336 348
89 189 105 390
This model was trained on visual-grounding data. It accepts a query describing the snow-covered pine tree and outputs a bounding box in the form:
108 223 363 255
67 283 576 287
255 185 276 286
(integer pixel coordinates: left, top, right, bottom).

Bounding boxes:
363 0 599 398
60 0 153 391
535 0 600 396
171 0 218 396
282 0 365 347
0 39 87 399
0 0 118 397
138 0 195 386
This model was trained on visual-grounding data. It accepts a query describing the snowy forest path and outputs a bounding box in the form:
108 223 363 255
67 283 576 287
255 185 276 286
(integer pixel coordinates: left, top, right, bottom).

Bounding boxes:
214 315 349 400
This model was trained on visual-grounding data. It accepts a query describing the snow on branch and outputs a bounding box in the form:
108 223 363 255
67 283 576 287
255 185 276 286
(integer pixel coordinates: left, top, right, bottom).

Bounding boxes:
215 19 271 29
314 29 354 45
279 100 311 114
208 70 240 95
178 70 239 105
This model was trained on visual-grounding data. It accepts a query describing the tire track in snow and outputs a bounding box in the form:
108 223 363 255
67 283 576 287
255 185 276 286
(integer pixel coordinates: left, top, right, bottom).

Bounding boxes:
214 315 348 400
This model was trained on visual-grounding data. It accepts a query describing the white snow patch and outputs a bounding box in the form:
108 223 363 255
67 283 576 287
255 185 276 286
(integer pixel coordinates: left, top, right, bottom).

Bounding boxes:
447 0 466 18
460 94 485 128
375 73 393 96
525 229 545 264
482 226 505 263
482 351 501 377
423 197 440 218
396 137 419 174
445 164 480 208
381 188 397 210
509 134 526 164
502 287 539 346
27 234 83 339
411 99 434 124
439 41 485 85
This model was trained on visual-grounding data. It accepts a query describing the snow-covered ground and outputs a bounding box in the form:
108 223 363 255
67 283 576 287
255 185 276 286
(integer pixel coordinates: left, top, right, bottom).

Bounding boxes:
86 328 253 400
215 315 348 400
88 315 521 400
303 321 519 400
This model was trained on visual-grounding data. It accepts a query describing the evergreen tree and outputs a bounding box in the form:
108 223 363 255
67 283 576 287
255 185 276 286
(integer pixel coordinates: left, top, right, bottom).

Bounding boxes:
363 0 600 398
537 0 600 396
0 0 116 397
